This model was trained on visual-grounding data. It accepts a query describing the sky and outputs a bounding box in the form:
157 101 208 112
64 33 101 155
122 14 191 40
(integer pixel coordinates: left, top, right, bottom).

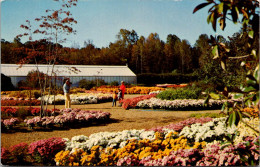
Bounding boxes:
1 0 241 48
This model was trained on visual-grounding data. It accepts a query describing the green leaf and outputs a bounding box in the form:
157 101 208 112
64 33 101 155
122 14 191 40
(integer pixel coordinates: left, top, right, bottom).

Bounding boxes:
234 93 243 99
251 49 257 58
212 12 217 31
245 141 250 147
221 104 225 112
254 141 260 146
246 79 257 86
193 2 211 13
253 65 259 83
243 86 256 92
207 14 212 24
210 92 220 99
217 2 224 13
241 111 251 118
235 7 239 18
221 61 226 70
248 31 254 38
204 95 210 106
234 110 242 125
212 45 219 59
228 112 234 127
239 155 248 163
219 18 226 30
246 74 257 81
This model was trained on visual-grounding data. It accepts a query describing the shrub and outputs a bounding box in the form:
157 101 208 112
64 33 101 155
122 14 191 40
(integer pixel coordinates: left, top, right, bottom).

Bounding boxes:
157 86 202 100
95 79 107 87
28 137 66 165
1 147 12 165
33 91 41 99
1 73 15 91
16 107 32 119
9 143 29 164
110 81 119 86
79 79 96 90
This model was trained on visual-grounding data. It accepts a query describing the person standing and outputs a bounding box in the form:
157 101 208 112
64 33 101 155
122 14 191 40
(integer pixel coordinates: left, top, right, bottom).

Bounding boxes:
118 89 122 101
63 78 71 108
112 91 117 107
120 81 126 99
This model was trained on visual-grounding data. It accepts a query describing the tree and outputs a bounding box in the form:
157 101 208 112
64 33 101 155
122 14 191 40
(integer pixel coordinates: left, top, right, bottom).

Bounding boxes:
17 0 78 116
194 0 259 134
1 74 15 91
164 34 181 73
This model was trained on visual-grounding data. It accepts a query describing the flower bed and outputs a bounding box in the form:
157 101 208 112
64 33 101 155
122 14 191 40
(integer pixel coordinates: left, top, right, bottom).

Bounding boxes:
23 109 111 129
1 99 41 106
1 118 19 130
136 98 241 110
120 94 157 109
147 117 213 132
156 83 188 88
40 92 113 105
1 116 259 166
1 109 111 132
92 86 165 94
1 106 59 117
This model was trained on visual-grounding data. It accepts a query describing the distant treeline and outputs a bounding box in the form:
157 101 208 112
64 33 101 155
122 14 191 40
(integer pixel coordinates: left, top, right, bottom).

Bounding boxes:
1 29 258 90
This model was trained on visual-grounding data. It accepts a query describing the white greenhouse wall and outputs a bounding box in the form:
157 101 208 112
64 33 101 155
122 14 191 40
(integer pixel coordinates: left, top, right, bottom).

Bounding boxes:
1 64 137 87
8 76 137 87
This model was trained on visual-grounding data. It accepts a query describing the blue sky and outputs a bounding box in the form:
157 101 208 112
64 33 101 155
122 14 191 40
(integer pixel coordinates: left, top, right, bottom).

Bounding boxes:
1 0 241 48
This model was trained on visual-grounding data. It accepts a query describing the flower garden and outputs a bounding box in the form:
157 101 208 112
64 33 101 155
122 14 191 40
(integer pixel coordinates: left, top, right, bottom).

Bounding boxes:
1 115 259 166
1 86 260 166
1 107 111 132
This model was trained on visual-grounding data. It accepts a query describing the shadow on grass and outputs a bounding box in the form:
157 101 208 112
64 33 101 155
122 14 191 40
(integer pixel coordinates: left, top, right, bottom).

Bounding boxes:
1 118 122 134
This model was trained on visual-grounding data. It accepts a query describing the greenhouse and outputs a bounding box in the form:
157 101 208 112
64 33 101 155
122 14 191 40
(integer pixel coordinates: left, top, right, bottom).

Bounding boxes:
1 64 137 87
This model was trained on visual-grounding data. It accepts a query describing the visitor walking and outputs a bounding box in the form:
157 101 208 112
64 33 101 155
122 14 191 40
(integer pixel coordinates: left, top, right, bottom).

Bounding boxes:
63 78 71 109
120 81 126 99
112 91 117 107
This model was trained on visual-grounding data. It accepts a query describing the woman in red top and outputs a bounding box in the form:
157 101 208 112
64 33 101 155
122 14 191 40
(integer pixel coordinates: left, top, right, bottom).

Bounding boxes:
120 81 126 99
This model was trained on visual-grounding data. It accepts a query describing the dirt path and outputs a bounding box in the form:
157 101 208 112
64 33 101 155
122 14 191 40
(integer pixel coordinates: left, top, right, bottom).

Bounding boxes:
1 95 220 148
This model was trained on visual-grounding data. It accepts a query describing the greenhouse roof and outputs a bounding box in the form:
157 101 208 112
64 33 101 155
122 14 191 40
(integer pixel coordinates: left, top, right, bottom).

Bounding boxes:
1 64 136 77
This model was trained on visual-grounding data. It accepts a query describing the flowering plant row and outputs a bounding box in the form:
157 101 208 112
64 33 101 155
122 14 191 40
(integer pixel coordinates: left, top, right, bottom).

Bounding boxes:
1 96 37 101
1 106 60 117
93 86 165 94
120 94 157 109
156 83 188 88
1 118 19 130
54 125 259 166
147 117 213 132
24 109 111 129
1 99 41 106
2 116 259 166
136 98 241 110
40 92 112 105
